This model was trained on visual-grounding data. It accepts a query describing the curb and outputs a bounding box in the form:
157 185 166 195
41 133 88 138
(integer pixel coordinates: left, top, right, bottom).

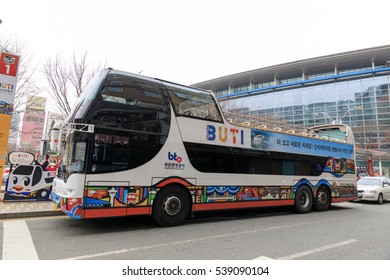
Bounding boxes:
0 210 65 220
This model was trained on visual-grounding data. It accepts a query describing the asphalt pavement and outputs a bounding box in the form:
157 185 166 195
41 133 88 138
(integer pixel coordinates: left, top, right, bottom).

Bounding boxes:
0 183 63 219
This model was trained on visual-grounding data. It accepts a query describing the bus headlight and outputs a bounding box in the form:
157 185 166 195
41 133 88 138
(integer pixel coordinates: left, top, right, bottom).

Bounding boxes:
57 187 74 197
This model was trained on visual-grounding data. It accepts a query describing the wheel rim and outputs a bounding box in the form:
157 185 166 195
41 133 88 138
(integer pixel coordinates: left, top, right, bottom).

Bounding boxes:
379 194 383 203
162 195 182 216
317 190 328 206
300 191 310 208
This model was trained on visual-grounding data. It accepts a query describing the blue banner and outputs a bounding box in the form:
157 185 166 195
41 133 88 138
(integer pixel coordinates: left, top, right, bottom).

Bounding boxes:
251 129 354 159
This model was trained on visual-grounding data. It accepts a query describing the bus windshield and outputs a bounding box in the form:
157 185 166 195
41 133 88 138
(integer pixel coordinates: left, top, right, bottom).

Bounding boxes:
70 69 109 122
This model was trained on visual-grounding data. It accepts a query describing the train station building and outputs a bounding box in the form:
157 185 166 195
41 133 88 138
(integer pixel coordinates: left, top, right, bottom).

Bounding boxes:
192 45 390 176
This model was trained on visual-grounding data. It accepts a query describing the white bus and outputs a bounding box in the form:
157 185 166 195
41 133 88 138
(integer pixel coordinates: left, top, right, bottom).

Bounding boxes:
52 69 357 226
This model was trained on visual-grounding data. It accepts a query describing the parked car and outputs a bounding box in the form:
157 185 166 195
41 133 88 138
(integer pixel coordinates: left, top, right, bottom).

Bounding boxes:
2 167 10 183
356 176 390 204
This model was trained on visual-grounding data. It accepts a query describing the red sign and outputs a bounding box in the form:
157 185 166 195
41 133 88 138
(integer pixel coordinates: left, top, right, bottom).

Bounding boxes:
367 157 374 176
0 53 19 77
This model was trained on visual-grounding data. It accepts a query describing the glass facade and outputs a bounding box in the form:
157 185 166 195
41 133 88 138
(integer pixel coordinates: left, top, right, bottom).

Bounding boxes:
218 73 390 173
192 46 390 175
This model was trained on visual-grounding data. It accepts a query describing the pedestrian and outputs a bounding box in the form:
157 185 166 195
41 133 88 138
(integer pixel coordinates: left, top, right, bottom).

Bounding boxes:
34 153 51 171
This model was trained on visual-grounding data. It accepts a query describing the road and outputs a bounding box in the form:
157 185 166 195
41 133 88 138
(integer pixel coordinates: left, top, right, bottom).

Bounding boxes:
1 201 390 260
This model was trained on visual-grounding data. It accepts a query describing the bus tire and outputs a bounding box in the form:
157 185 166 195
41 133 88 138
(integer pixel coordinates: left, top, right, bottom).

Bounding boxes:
295 185 313 213
314 186 330 211
152 185 190 227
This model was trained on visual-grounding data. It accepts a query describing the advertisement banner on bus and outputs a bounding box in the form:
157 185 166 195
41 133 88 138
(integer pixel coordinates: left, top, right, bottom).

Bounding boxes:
251 129 354 159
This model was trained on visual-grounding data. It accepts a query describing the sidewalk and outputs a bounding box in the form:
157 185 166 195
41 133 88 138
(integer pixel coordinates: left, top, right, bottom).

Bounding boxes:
0 184 64 219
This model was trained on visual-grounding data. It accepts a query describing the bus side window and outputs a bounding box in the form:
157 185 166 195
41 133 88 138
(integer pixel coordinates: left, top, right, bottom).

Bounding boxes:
167 87 223 122
91 132 157 174
282 160 295 175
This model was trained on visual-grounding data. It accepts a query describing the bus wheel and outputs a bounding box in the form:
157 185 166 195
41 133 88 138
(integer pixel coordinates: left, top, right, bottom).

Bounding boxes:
152 186 190 227
295 185 313 213
314 186 330 211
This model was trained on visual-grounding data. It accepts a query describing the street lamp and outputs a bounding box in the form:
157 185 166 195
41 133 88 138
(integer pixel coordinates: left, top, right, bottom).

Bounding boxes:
314 106 363 124
339 105 363 124
314 112 336 124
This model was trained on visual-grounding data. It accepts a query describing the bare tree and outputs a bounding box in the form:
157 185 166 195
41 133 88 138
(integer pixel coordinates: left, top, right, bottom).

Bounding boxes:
43 51 101 118
70 52 89 97
44 54 72 116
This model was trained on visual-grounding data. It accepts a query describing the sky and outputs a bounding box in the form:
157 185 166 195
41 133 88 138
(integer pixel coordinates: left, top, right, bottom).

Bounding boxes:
2 0 390 87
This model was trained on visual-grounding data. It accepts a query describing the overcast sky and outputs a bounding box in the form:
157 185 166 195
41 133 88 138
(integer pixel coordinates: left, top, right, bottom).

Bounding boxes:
2 0 390 86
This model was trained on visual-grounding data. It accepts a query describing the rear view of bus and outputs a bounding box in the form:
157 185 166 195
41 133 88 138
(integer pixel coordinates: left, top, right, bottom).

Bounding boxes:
53 68 357 226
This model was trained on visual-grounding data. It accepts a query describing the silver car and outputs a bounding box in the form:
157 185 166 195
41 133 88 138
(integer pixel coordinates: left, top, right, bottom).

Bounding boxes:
357 177 390 204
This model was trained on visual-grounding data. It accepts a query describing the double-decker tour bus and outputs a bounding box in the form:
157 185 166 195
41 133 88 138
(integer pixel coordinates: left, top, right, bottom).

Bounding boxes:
52 68 357 226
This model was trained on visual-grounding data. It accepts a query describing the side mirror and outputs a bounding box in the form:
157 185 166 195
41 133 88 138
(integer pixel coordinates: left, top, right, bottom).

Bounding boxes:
56 165 67 180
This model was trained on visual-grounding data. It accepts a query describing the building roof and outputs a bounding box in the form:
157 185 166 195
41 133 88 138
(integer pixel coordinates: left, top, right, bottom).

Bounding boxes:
191 45 390 91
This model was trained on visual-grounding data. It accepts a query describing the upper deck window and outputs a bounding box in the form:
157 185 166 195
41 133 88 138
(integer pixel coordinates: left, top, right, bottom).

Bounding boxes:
100 75 166 111
86 74 171 133
167 86 223 122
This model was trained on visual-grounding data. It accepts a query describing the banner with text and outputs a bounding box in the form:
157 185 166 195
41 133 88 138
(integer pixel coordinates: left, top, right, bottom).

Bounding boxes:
251 129 354 159
0 52 20 183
